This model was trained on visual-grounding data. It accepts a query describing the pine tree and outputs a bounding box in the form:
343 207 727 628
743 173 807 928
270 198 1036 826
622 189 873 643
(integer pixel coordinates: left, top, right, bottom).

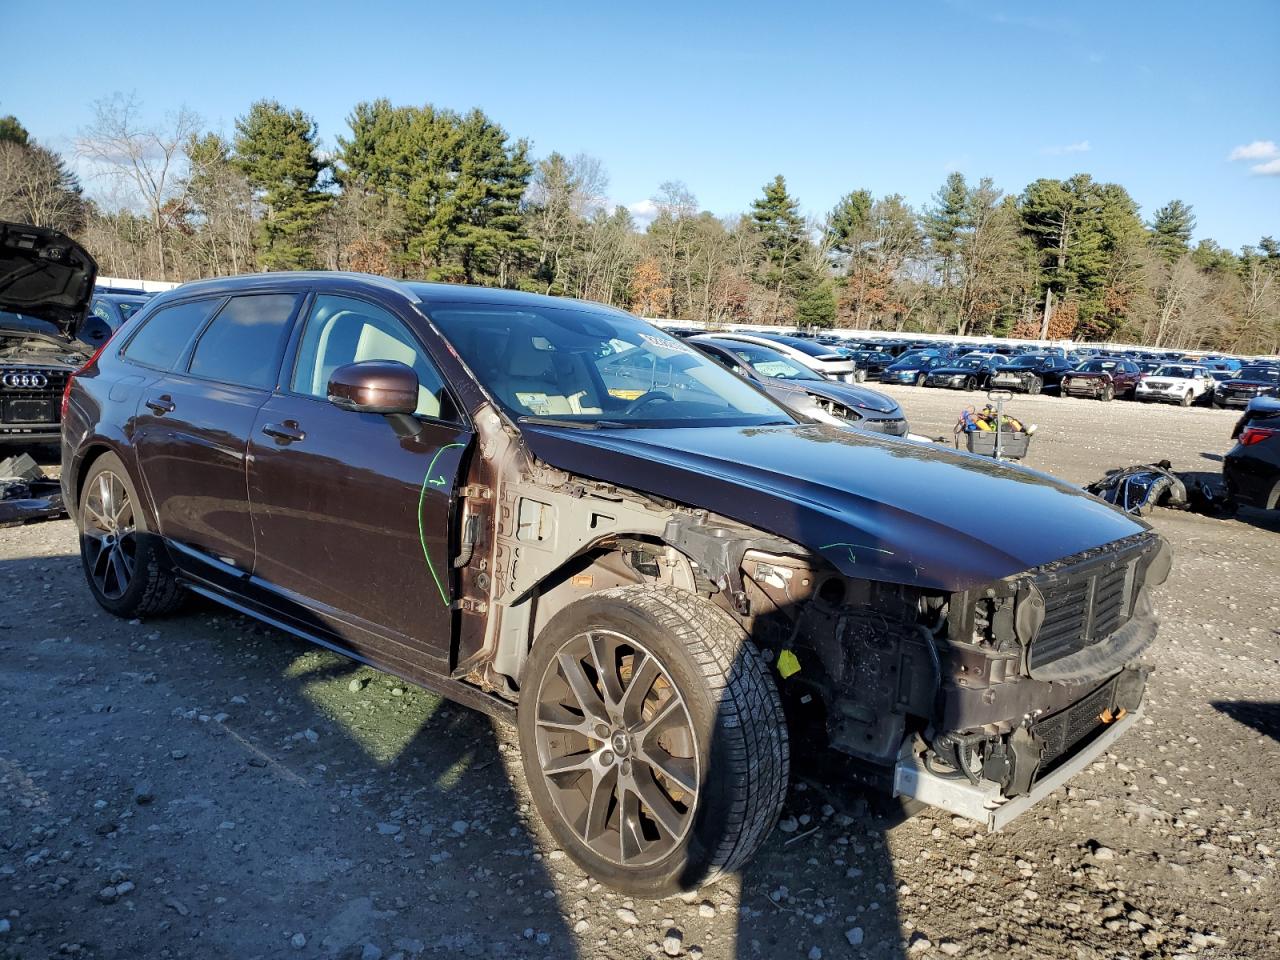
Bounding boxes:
0 115 29 146
825 189 872 254
750 175 809 322
1149 199 1196 262
233 100 329 270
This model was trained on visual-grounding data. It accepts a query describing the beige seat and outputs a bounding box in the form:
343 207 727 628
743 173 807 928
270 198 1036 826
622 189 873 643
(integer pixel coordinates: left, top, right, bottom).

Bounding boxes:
308 309 439 418
500 339 600 416
353 323 440 418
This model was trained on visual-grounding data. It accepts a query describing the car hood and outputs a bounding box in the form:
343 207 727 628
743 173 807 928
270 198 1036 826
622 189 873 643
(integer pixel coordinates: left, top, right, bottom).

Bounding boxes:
769 378 900 414
520 422 1146 591
0 221 97 340
992 365 1039 375
1141 376 1193 388
1067 370 1111 379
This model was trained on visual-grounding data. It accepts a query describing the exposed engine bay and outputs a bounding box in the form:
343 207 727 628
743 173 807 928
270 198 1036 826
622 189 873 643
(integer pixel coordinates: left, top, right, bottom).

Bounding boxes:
455 404 1173 828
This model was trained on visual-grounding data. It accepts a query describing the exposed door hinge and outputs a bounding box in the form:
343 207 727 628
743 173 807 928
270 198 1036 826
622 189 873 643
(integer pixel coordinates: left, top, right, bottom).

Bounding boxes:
457 484 492 500
454 597 488 614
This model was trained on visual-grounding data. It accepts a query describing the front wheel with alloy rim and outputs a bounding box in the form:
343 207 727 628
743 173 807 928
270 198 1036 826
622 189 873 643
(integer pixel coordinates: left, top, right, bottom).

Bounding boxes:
1026 375 1043 395
78 452 185 619
517 584 789 897
1101 383 1115 402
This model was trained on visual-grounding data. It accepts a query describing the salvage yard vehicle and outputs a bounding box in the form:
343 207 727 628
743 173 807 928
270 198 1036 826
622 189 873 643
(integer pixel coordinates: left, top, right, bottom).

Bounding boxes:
61 266 1171 897
1061 358 1143 402
879 351 948 386
710 331 858 382
988 353 1073 395
1224 397 1280 511
1 222 110 446
922 355 1000 391
1135 363 1212 406
688 335 908 436
1213 364 1280 409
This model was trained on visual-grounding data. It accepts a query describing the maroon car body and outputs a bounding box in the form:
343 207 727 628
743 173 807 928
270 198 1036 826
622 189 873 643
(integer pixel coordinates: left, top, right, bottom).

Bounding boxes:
57 266 1171 896
1061 358 1143 401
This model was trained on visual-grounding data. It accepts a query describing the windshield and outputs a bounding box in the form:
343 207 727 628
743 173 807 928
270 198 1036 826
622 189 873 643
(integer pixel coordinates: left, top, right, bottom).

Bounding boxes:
1238 366 1280 382
717 342 823 381
1078 360 1119 372
762 335 843 359
1153 365 1202 378
425 303 794 427
116 299 149 321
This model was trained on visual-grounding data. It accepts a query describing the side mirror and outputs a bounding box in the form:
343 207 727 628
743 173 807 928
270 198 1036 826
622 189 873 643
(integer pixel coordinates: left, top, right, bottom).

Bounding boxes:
327 360 419 415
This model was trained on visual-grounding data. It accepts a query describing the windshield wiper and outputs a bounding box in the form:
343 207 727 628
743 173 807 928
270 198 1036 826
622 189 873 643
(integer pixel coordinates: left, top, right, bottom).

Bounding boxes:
518 416 629 430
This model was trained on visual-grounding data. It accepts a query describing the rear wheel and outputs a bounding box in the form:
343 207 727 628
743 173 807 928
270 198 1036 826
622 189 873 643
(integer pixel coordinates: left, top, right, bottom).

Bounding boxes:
964 376 977 391
853 369 867 383
78 452 184 619
518 584 788 897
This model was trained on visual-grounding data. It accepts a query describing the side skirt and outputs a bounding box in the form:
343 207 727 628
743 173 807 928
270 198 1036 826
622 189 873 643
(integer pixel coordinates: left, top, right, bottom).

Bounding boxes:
179 579 516 725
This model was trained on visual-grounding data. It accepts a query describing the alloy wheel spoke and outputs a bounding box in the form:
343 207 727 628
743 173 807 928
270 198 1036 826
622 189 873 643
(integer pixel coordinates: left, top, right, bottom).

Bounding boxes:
618 786 646 863
637 747 698 795
556 652 609 725
632 694 682 743
542 750 598 777
586 633 624 711
629 768 687 839
583 764 618 843
535 702 597 737
619 651 660 726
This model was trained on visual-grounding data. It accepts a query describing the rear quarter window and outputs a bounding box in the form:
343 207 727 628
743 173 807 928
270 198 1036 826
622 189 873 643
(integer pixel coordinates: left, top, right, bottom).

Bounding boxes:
121 298 222 371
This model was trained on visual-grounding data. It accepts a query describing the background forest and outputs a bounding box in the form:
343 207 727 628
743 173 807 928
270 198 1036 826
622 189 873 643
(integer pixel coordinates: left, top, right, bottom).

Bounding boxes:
1 96 1276 353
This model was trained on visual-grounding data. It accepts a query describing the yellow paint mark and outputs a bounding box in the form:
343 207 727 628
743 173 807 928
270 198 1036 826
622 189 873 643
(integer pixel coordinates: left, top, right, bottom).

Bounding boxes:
777 649 801 679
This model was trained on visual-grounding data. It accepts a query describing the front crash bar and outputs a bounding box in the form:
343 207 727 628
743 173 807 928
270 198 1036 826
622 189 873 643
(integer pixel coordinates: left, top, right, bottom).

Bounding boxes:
892 707 1143 831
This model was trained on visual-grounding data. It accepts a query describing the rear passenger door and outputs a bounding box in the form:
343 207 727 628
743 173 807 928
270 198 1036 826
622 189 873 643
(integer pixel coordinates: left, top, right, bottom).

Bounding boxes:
128 292 302 578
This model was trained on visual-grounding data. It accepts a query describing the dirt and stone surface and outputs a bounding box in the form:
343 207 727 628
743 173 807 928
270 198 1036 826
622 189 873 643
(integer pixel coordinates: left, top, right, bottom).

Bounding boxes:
1 388 1277 960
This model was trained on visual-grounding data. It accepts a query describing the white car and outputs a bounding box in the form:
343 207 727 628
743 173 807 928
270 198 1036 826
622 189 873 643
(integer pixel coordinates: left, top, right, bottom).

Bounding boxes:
1134 364 1212 406
710 333 858 382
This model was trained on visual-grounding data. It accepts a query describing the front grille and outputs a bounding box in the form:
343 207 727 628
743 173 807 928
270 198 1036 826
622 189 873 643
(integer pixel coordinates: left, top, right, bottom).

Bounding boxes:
1033 676 1118 768
1027 541 1147 672
0 367 67 427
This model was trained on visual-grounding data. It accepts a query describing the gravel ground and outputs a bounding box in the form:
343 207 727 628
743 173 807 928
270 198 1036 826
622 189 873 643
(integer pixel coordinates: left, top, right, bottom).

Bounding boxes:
1 388 1277 960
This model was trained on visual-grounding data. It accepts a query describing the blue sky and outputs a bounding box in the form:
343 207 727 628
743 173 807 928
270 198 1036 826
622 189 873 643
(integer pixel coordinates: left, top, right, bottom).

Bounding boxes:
6 0 1277 249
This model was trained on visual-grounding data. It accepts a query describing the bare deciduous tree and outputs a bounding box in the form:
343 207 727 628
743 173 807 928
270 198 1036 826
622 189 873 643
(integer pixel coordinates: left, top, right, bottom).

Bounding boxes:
77 94 199 280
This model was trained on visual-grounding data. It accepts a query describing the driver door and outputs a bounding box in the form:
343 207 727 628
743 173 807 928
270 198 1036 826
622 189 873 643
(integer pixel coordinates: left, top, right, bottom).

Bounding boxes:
246 291 472 673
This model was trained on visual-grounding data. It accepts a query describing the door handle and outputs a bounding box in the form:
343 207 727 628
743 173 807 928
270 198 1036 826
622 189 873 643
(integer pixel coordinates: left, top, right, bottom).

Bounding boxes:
145 395 175 415
262 421 306 444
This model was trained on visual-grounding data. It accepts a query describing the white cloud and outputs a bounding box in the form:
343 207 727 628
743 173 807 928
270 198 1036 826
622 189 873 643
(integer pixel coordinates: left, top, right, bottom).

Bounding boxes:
1042 140 1091 155
626 198 659 224
1251 156 1280 176
1228 140 1278 161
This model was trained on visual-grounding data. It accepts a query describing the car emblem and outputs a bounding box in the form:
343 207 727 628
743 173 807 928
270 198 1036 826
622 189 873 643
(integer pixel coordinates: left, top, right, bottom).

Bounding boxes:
2 372 49 389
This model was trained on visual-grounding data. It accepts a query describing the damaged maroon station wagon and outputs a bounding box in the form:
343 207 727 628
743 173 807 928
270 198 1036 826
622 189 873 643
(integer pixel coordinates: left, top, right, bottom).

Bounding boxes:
53 240 1171 895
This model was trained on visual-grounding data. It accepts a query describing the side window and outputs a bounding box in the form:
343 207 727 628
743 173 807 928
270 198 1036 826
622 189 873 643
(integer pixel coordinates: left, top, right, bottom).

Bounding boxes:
290 294 452 420
121 298 221 371
187 294 300 389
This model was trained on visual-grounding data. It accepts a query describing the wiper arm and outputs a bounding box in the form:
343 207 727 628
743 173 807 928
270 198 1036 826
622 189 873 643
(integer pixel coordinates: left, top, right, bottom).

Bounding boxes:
517 416 629 430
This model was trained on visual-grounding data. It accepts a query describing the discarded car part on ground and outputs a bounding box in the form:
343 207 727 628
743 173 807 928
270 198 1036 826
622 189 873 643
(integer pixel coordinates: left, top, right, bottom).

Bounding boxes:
1085 459 1233 517
1 221 102 445
63 271 1170 896
0 452 65 525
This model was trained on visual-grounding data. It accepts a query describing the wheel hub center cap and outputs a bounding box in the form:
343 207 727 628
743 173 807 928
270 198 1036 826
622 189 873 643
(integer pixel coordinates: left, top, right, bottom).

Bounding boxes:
610 731 631 757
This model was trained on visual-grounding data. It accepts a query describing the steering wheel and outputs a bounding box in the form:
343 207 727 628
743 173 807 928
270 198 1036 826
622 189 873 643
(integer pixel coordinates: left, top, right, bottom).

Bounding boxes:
622 390 674 415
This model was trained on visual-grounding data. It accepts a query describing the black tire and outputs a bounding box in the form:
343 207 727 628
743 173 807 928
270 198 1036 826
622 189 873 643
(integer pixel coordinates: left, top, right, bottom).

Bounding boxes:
517 584 789 897
1027 376 1042 396
1101 383 1114 402
1180 390 1193 407
78 452 185 619
964 376 976 391
915 373 927 387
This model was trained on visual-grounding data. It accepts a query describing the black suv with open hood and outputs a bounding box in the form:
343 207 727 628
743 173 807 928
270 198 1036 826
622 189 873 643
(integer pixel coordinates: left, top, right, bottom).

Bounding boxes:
1 221 107 445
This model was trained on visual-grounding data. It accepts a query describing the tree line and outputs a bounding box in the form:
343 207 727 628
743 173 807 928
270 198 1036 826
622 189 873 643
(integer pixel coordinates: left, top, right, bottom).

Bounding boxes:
1 96 1276 354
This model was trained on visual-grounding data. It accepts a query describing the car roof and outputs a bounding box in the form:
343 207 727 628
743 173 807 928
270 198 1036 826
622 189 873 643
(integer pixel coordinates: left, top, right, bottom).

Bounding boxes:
148 271 635 318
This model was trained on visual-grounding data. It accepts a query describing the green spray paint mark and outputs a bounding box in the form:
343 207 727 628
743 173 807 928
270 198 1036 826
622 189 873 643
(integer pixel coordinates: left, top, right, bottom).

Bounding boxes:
419 443 465 605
